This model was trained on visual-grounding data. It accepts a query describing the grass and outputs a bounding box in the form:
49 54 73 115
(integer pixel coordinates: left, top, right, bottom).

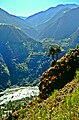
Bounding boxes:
4 69 79 120
11 77 79 120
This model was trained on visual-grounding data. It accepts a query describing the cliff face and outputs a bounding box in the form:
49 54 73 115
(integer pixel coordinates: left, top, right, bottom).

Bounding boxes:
39 48 79 99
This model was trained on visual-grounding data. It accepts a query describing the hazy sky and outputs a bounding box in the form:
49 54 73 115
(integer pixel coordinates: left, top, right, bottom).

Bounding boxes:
0 0 79 17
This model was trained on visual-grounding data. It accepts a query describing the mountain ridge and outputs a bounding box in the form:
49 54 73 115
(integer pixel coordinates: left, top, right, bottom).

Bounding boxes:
0 4 79 90
0 24 50 90
38 7 79 40
0 8 38 39
7 48 79 120
25 4 79 28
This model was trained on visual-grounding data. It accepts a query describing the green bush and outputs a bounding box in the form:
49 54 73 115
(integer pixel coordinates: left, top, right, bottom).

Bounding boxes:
74 69 79 81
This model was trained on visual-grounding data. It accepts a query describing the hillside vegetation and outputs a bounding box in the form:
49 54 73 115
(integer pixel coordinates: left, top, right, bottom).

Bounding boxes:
0 5 79 90
39 48 79 99
8 72 79 120
0 24 50 90
5 47 79 120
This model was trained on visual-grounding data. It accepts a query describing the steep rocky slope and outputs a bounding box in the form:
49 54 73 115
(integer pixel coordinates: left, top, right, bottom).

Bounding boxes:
8 73 79 120
4 48 79 120
39 48 79 98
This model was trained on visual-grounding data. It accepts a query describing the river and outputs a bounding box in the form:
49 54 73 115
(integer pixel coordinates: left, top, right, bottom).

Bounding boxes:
0 86 39 105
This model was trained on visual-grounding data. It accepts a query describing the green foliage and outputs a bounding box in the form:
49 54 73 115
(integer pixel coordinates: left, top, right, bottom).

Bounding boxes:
64 87 79 120
0 24 50 89
11 79 79 120
48 45 62 60
15 63 28 71
74 69 79 81
55 46 62 60
0 96 37 119
76 44 79 49
48 45 55 60
0 63 10 76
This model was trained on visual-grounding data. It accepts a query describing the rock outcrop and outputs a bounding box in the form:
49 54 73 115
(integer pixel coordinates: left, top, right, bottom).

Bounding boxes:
39 48 79 99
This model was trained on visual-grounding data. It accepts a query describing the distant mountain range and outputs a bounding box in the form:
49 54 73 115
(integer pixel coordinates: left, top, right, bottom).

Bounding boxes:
0 4 79 90
25 4 79 27
0 8 38 39
38 7 79 40
18 16 27 20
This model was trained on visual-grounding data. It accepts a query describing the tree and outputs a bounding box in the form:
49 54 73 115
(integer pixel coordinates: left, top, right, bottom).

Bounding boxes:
48 46 55 60
55 46 62 60
48 45 61 61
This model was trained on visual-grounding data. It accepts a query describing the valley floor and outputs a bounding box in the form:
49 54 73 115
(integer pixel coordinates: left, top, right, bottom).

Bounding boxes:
0 86 39 105
0 86 39 119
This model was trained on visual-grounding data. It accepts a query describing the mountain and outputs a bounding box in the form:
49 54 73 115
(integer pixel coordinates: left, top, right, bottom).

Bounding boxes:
62 28 79 52
0 53 10 91
36 7 71 33
0 8 38 39
0 24 50 90
0 4 79 90
1 5 79 119
7 48 79 120
18 16 27 20
25 4 78 28
38 7 79 40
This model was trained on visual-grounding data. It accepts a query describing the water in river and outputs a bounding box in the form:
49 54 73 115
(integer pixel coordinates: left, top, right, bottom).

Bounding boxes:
0 86 39 105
